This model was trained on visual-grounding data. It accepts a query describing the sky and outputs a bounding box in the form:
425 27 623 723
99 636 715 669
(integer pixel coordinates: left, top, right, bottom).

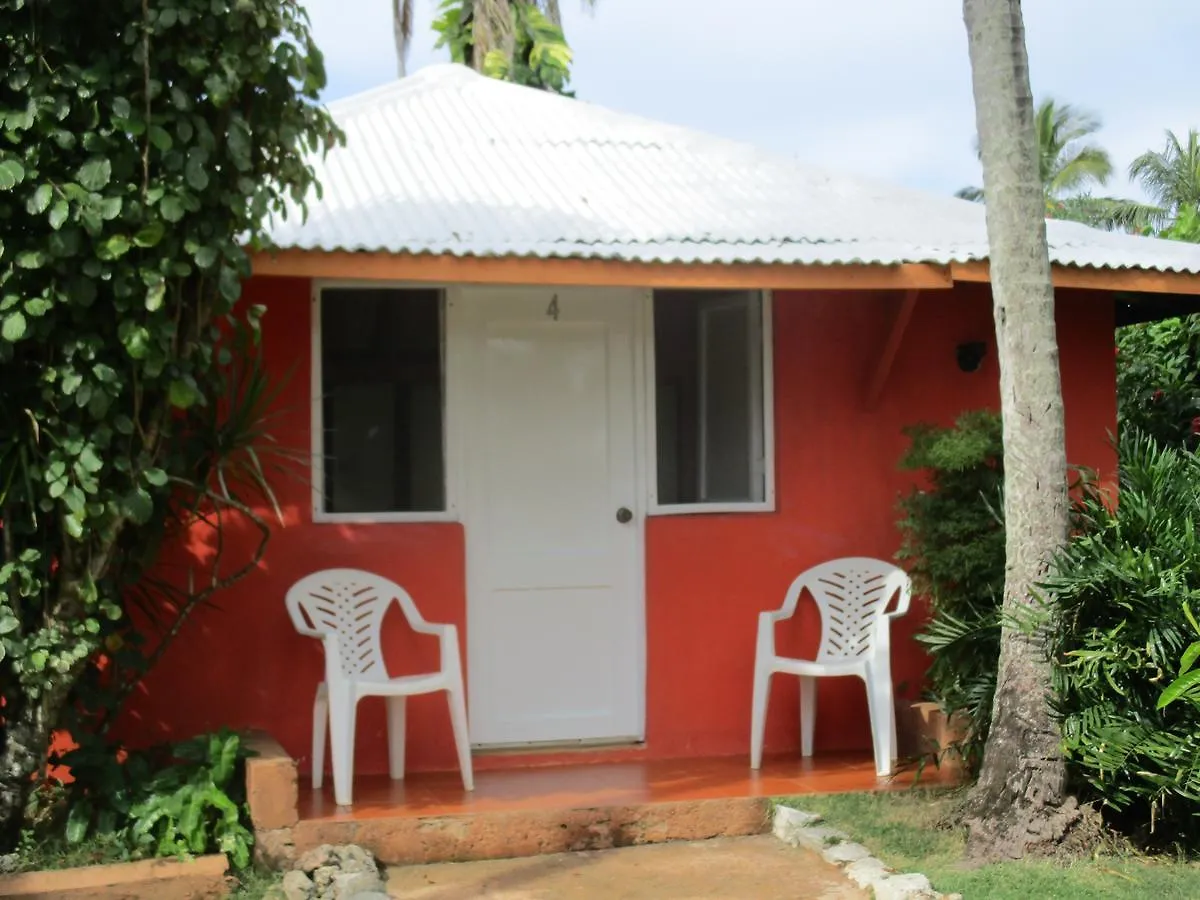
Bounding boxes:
302 0 1199 202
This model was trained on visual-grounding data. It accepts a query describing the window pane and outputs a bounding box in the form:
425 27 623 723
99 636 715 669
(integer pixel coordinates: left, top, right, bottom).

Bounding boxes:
320 288 445 513
654 290 766 505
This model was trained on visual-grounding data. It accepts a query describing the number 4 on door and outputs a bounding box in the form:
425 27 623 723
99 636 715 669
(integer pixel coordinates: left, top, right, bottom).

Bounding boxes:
546 295 559 321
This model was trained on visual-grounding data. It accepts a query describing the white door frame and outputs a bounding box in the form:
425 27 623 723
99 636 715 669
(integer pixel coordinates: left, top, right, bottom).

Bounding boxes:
447 285 650 748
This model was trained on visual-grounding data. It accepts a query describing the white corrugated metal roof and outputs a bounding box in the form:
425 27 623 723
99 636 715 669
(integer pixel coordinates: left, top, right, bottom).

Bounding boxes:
266 63 1200 275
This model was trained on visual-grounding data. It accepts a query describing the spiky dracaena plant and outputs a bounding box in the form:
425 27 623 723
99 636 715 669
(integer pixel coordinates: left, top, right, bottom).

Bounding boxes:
1047 431 1200 841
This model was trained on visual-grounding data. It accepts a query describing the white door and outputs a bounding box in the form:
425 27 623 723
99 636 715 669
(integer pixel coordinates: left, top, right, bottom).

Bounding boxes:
455 286 644 747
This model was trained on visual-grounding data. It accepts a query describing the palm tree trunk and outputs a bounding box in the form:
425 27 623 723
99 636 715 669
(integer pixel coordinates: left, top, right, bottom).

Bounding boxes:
960 0 1084 860
393 0 412 78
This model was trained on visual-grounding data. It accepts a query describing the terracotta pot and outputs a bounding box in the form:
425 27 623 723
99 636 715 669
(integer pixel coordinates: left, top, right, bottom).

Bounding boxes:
0 854 228 900
897 701 970 771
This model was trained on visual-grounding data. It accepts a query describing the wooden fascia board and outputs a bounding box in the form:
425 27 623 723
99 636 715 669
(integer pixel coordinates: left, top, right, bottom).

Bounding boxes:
250 249 955 291
951 260 1200 296
864 289 920 410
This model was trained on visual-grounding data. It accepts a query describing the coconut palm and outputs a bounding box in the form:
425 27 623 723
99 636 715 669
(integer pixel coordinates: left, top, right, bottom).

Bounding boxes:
958 99 1112 204
394 0 596 78
959 0 1074 860
958 98 1156 230
1129 129 1200 226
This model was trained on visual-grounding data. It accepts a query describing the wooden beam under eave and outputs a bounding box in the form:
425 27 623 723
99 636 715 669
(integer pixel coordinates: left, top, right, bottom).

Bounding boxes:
864 289 920 410
249 249 955 291
951 260 1200 296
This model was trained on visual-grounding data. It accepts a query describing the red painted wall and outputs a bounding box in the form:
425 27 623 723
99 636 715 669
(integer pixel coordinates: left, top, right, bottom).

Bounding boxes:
120 278 1116 773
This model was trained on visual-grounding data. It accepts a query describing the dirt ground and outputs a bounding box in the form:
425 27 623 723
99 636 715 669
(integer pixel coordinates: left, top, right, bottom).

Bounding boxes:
385 835 866 899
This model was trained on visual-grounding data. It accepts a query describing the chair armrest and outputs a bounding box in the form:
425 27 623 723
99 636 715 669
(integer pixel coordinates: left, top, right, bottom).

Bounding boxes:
292 623 325 639
763 608 794 625
407 616 445 638
429 623 463 672
885 583 913 619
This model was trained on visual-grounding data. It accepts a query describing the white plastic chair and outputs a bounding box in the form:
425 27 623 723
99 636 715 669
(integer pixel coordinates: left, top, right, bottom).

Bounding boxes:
749 558 912 777
286 568 474 807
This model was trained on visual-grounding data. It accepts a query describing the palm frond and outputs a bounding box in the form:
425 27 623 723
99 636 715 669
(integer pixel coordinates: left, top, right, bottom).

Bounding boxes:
1052 195 1168 232
955 185 985 203
1130 129 1200 216
1049 144 1113 195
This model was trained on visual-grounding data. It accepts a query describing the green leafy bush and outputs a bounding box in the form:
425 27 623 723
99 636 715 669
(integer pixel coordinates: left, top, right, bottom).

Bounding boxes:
896 411 1005 772
0 0 337 847
1117 315 1200 450
1047 432 1200 839
50 730 255 869
1158 603 1200 713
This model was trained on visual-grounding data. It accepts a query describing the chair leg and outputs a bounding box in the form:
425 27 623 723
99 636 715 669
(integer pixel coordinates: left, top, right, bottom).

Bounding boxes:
750 665 772 769
387 697 407 781
327 684 358 807
312 685 328 790
446 685 474 791
864 668 894 777
799 676 817 758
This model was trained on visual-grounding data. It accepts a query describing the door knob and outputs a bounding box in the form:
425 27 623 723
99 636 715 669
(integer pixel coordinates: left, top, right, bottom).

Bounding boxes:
616 507 633 524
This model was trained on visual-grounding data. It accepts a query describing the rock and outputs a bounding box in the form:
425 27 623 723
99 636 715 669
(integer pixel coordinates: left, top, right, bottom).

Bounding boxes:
312 864 339 894
280 869 315 900
772 806 824 846
845 855 891 888
297 843 338 873
872 871 939 900
331 870 387 899
333 844 376 872
0 853 18 875
821 840 871 865
787 824 850 852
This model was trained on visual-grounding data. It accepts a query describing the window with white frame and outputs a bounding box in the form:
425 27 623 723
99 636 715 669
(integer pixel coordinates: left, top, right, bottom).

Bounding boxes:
652 290 772 510
316 287 445 516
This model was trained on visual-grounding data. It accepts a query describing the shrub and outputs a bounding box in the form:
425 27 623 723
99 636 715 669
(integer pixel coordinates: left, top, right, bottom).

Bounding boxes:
33 730 257 869
1117 315 1200 450
0 0 338 847
1047 431 1200 840
896 410 1005 771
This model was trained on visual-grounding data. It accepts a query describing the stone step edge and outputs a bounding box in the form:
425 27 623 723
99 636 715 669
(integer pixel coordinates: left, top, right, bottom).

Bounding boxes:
770 804 962 900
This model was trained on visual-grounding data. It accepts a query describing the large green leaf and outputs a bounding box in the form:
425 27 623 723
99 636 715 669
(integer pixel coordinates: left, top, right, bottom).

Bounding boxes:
2 311 27 341
0 159 25 190
77 157 112 190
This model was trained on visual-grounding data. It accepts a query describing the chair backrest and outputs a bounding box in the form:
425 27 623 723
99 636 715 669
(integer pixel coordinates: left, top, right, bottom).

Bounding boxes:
285 568 420 679
784 558 911 664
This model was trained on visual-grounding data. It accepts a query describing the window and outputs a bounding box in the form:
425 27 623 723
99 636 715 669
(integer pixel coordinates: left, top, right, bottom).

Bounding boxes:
652 290 772 510
316 287 446 517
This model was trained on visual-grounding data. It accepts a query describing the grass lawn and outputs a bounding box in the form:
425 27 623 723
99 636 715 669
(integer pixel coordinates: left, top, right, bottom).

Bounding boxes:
785 788 1200 900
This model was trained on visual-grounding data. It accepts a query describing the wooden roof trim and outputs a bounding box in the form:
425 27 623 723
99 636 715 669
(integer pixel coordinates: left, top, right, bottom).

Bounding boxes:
249 249 955 291
951 260 1200 295
864 289 920 410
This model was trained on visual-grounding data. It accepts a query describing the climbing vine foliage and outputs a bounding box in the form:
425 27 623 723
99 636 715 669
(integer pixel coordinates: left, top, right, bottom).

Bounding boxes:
0 0 337 846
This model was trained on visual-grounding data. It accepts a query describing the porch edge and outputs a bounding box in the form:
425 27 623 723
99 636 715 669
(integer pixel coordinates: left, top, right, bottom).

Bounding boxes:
293 796 773 866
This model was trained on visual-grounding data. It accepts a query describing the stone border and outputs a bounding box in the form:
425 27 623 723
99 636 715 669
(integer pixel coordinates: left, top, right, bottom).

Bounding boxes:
0 855 228 900
771 805 960 900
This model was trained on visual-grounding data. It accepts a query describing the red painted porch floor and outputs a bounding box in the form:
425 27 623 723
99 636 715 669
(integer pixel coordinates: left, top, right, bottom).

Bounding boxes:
298 752 946 822
288 753 956 865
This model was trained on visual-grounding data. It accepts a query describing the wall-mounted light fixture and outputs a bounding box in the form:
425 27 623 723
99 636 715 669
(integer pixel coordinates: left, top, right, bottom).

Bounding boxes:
956 341 987 373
